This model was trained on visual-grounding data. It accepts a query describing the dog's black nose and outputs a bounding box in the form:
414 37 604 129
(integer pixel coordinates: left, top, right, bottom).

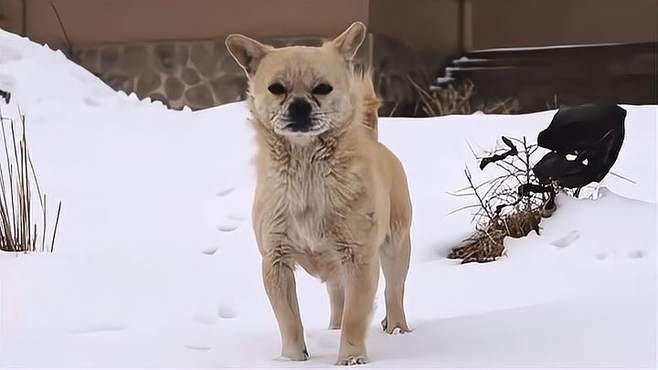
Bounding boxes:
287 98 312 131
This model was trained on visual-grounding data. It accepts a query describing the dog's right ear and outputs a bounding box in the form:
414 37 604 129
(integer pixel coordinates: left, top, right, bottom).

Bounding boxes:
225 34 272 76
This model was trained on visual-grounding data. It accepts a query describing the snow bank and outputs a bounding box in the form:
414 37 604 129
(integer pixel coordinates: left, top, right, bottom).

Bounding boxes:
0 29 655 368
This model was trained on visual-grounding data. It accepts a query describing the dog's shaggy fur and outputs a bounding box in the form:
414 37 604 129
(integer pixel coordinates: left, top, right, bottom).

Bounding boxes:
226 22 412 365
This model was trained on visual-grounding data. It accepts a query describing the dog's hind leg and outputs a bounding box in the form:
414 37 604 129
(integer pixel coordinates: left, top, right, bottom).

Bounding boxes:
327 277 345 329
380 231 411 334
262 257 309 361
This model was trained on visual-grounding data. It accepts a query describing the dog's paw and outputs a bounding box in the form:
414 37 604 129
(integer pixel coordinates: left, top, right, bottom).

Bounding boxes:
337 355 367 366
381 317 411 335
280 347 309 361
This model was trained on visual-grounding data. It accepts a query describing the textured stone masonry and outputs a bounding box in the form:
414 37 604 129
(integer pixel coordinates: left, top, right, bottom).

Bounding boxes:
74 34 427 115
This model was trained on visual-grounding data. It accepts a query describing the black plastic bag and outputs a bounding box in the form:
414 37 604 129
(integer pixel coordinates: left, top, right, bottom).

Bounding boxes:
533 104 626 188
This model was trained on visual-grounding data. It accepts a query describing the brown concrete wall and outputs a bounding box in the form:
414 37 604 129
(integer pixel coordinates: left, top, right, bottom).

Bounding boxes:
466 0 658 50
369 0 461 55
3 0 655 115
8 0 657 55
0 0 24 34
22 0 369 50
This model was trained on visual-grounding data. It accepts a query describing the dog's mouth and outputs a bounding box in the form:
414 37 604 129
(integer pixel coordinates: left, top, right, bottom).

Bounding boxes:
284 122 319 133
276 119 328 136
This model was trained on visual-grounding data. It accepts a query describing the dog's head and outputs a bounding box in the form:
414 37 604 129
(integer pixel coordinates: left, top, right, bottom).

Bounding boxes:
226 22 367 139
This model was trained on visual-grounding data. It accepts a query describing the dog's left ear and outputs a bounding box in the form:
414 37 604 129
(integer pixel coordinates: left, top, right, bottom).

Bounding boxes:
326 21 367 62
225 34 272 76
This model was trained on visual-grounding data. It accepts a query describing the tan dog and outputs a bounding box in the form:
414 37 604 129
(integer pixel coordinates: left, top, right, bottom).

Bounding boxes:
226 22 412 365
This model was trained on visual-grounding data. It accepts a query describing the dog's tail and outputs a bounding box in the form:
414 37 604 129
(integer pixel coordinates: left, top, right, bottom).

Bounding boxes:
353 70 380 139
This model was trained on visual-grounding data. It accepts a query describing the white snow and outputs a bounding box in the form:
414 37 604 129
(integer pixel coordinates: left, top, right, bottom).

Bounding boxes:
0 29 656 368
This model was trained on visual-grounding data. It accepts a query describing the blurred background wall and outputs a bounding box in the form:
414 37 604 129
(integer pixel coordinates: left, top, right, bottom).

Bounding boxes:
1 0 656 115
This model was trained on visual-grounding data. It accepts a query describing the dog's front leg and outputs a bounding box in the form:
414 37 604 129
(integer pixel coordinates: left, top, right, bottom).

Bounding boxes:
262 254 308 361
336 256 379 365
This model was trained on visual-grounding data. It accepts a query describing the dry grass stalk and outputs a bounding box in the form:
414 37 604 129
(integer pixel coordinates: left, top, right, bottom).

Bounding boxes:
448 208 541 263
409 78 520 116
448 137 548 263
0 107 61 252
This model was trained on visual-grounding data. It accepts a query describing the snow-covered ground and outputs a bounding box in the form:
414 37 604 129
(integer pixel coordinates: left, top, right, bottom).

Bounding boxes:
0 30 656 368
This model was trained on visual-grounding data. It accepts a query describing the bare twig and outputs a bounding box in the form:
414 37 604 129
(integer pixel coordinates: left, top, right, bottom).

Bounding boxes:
50 1 74 56
449 135 548 263
464 167 495 223
0 106 62 252
50 202 62 253
608 171 637 184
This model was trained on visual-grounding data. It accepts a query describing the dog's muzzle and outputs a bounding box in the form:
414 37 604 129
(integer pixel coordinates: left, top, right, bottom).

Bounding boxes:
285 98 313 132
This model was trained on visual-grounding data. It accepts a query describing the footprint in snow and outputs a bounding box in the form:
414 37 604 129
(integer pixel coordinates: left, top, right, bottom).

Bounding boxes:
201 246 219 255
216 186 235 197
83 96 101 106
551 230 580 248
628 250 644 259
218 306 237 319
69 323 124 334
217 223 240 232
184 344 212 351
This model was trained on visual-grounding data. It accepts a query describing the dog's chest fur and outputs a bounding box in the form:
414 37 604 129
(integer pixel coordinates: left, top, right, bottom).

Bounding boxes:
268 136 362 252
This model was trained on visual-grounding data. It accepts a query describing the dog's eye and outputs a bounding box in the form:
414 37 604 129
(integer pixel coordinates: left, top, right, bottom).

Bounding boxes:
268 83 287 95
312 83 333 95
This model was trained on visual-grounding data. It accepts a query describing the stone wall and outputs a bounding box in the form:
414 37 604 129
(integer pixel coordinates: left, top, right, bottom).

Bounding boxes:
73 34 428 115
75 39 246 110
